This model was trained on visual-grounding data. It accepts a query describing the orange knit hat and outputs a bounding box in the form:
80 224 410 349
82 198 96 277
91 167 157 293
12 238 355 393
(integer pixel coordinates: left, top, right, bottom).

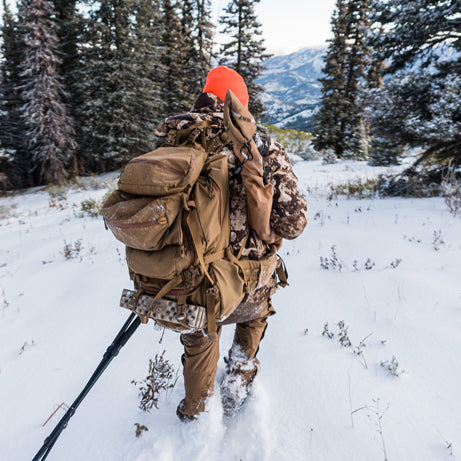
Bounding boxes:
203 66 249 109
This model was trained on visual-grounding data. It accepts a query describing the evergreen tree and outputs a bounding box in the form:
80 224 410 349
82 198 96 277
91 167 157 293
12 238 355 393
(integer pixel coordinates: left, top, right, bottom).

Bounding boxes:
313 0 350 157
17 0 77 185
134 0 166 112
0 0 25 187
366 0 461 167
52 0 84 173
370 0 461 75
179 0 200 104
179 0 214 98
313 0 372 158
159 0 190 114
195 0 214 88
78 0 163 172
219 0 270 119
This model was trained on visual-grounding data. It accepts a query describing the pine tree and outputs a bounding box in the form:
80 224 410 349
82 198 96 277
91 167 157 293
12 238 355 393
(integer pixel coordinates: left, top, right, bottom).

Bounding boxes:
134 0 166 114
52 0 84 173
0 0 25 187
313 0 372 158
219 0 270 119
195 0 214 88
366 0 461 167
179 0 200 104
342 0 372 157
17 0 77 186
159 0 191 114
78 0 163 172
179 0 214 97
370 0 460 75
313 0 350 157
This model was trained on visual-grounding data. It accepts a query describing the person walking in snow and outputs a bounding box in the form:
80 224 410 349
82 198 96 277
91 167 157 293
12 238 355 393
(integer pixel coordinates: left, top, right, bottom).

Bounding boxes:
154 66 308 420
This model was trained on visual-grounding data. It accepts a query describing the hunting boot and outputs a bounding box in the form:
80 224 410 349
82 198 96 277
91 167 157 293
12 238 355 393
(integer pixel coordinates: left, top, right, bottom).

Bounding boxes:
221 315 268 417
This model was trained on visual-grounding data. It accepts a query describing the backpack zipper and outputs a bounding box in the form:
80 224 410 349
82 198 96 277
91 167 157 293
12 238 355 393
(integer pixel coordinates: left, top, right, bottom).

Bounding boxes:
129 158 186 177
105 217 167 229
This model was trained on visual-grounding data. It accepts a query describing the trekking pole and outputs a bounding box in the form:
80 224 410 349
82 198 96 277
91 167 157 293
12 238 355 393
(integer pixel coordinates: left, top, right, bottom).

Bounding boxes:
32 313 142 461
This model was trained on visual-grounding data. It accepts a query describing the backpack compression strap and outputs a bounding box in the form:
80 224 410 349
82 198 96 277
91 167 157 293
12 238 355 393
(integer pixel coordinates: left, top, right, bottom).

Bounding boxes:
166 120 228 154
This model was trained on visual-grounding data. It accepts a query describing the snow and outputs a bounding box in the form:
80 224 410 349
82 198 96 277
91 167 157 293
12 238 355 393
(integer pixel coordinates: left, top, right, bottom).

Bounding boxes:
1 160 460 460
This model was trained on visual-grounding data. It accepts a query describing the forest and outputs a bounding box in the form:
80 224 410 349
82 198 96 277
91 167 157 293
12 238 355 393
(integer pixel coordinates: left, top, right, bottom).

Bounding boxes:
0 0 460 194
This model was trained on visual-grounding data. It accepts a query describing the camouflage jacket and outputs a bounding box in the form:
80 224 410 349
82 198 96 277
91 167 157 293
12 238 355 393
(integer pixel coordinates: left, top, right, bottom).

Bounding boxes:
155 93 308 306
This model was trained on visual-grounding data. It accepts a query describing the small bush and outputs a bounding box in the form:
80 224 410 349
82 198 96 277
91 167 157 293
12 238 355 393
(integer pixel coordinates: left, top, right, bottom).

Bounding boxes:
2 289 9 314
0 204 18 220
441 164 461 216
381 356 405 377
328 178 379 199
377 168 443 198
432 230 445 251
80 198 102 218
134 423 148 438
62 240 83 260
364 258 375 270
132 351 177 412
20 340 36 355
77 185 115 219
337 320 352 348
322 322 334 339
389 258 402 269
320 245 342 271
47 184 68 200
322 148 338 165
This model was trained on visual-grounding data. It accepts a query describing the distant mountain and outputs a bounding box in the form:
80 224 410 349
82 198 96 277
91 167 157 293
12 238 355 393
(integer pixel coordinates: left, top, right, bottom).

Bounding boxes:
258 47 326 132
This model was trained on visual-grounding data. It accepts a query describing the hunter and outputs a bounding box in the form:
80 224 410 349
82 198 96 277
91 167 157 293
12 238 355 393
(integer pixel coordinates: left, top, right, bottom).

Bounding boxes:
154 66 308 420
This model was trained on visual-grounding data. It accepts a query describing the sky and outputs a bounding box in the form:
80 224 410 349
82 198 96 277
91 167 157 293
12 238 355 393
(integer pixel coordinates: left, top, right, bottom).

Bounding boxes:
212 0 336 55
0 0 336 57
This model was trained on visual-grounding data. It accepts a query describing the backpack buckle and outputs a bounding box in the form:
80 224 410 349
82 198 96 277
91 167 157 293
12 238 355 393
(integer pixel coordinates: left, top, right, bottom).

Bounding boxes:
181 267 199 282
128 288 143 311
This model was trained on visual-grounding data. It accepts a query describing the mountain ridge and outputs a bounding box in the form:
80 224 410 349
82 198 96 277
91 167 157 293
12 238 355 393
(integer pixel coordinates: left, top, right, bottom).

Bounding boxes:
258 46 326 131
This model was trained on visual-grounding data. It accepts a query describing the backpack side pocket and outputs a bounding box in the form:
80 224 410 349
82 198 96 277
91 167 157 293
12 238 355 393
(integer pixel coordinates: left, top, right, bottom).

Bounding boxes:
102 191 184 251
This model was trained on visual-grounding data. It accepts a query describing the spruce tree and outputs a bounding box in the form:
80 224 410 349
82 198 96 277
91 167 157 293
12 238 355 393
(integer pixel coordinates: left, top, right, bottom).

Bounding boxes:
179 0 200 104
52 0 84 173
159 0 190 114
134 0 166 114
313 0 350 157
0 0 25 187
371 0 461 75
342 0 372 158
366 0 461 167
313 0 372 159
78 0 163 172
195 0 214 88
219 0 270 119
17 0 77 186
179 0 214 98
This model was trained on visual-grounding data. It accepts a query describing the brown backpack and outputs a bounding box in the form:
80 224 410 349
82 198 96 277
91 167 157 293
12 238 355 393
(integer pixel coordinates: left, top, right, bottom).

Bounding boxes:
102 93 287 340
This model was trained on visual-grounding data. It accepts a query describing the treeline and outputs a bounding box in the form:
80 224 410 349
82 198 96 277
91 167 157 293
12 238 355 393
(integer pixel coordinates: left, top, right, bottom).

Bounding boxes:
0 0 268 190
313 0 461 171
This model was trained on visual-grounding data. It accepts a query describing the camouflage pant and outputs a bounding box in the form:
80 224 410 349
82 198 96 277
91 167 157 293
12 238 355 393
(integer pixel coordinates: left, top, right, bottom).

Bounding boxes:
176 299 275 420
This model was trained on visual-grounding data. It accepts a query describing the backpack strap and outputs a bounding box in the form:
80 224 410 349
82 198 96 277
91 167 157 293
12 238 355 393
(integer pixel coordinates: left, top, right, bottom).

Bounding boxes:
167 121 209 147
141 275 183 323
166 120 229 155
206 286 219 341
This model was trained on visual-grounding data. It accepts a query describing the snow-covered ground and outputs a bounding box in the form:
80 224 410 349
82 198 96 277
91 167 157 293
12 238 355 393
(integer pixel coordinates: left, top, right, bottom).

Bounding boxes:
1 160 460 461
